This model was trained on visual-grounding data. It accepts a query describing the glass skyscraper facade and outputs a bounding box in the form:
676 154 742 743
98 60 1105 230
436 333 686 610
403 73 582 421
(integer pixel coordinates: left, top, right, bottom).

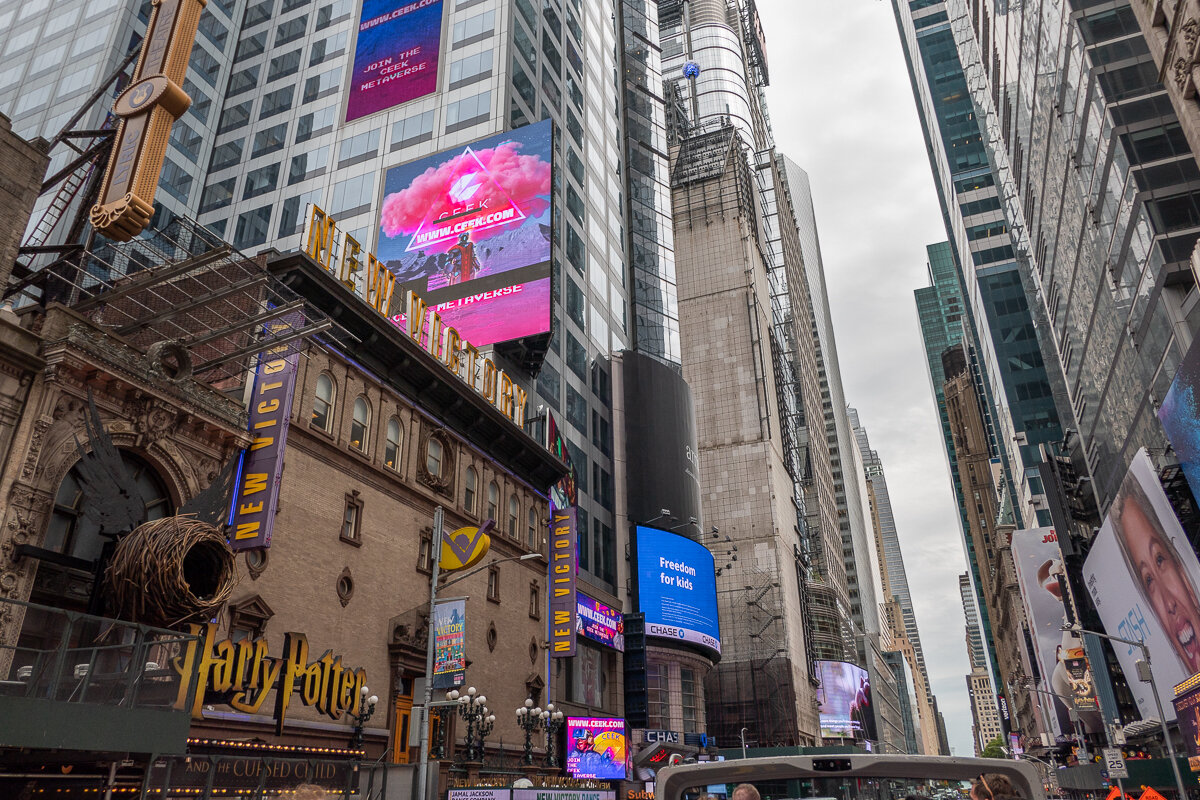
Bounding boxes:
950 0 1200 510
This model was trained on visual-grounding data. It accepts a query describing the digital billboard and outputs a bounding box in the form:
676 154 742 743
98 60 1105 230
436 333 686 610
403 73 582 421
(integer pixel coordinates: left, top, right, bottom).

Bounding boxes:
577 594 624 651
1174 680 1200 758
634 527 720 655
816 660 873 741
621 352 703 528
566 718 627 780
1010 528 1099 737
1083 448 1200 722
1159 334 1200 503
346 0 443 122
379 120 553 348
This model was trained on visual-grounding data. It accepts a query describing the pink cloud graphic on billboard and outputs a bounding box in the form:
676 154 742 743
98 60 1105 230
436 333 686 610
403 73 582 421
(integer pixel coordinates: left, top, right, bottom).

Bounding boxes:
380 141 550 250
377 120 554 349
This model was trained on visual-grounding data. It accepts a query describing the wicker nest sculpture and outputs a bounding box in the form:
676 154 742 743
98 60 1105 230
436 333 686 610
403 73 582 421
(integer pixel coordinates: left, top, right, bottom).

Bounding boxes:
105 515 237 628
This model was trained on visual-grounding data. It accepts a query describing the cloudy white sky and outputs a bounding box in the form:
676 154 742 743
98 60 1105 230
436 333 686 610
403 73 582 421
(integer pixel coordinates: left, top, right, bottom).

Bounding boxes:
754 1 977 755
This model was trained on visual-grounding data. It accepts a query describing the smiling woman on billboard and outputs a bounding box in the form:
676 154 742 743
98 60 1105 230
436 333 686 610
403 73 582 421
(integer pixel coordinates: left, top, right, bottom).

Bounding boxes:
1111 467 1200 674
1084 448 1200 720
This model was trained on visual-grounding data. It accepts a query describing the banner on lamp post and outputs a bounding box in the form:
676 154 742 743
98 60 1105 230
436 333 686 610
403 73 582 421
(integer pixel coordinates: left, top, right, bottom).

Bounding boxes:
432 598 465 689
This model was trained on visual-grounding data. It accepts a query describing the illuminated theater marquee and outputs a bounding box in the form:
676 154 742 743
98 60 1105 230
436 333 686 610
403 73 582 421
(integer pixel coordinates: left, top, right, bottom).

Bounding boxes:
304 206 527 427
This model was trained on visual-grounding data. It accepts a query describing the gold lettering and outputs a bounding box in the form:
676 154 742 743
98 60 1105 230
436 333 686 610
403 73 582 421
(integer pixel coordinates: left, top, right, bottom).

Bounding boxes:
498 372 513 418
306 206 336 270
256 399 280 414
462 343 480 388
253 418 277 430
512 384 528 426
406 292 427 342
442 327 461 374
238 501 264 515
259 380 284 394
263 358 287 375
235 521 261 539
274 632 309 735
242 473 269 495
426 312 443 359
340 234 362 289
482 359 497 403
249 435 274 451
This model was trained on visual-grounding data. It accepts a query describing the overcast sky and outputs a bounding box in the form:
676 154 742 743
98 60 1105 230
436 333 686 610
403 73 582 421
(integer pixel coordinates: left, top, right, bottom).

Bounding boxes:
754 1 977 755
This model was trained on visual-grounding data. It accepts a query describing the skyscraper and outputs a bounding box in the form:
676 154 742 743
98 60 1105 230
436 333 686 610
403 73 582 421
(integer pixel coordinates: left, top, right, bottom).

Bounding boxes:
850 407 928 676
851 406 944 755
660 0 871 747
951 0 1200 509
958 572 987 672
960 572 1002 755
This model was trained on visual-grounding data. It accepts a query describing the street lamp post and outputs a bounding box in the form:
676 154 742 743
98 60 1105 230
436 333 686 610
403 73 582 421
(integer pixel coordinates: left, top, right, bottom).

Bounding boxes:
542 704 565 768
740 727 748 760
1064 624 1186 799
415 507 542 800
348 685 380 749
448 687 490 762
516 699 546 765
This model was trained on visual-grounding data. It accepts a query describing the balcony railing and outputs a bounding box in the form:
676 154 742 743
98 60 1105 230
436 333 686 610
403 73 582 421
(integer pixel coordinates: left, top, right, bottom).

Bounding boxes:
0 596 200 753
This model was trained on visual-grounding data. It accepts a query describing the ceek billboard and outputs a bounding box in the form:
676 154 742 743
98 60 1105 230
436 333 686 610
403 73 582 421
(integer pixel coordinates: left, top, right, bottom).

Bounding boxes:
379 120 553 348
346 0 443 122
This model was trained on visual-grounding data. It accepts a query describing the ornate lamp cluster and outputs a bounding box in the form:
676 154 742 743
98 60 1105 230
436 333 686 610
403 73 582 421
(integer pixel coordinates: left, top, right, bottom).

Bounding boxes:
447 686 496 762
348 685 379 749
514 698 565 767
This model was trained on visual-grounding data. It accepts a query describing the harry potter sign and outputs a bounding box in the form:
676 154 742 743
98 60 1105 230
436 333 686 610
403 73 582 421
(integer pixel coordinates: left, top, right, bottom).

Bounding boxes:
173 623 367 734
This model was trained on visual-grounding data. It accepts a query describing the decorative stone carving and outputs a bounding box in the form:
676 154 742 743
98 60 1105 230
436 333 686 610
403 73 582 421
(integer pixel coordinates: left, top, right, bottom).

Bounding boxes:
19 418 50 480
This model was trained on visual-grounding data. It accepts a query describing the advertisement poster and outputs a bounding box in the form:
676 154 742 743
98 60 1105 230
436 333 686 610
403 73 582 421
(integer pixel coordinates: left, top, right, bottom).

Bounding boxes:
566 718 627 780
346 0 443 122
577 594 624 651
816 660 874 741
380 120 553 348
432 598 465 688
1174 682 1200 758
1010 528 1099 737
1083 449 1200 722
1159 334 1200 503
635 527 720 655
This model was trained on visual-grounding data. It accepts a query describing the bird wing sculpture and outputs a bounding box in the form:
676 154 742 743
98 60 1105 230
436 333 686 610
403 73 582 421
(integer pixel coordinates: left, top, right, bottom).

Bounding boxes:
179 455 238 526
73 392 147 537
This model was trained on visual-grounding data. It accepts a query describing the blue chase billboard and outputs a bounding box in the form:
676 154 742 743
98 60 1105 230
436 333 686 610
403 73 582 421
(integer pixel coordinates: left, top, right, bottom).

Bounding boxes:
634 526 720 656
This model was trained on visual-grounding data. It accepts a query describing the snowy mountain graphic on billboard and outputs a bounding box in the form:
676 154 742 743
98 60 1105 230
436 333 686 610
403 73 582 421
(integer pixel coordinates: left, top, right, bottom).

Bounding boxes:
403 146 527 252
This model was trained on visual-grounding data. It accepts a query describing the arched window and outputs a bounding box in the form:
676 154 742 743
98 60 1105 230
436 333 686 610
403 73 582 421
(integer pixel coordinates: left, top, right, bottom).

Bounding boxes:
487 481 499 520
527 508 537 549
46 452 172 562
464 466 478 513
312 373 334 431
385 417 402 470
426 437 444 478
350 397 370 451
508 495 519 537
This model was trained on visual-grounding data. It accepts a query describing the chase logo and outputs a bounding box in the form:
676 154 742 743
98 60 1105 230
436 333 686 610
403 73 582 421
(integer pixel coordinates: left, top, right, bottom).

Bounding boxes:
678 628 686 639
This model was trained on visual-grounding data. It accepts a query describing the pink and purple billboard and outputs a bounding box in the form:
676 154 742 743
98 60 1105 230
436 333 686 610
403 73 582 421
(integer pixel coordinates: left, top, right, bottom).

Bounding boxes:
346 0 443 123
565 718 627 780
378 120 553 348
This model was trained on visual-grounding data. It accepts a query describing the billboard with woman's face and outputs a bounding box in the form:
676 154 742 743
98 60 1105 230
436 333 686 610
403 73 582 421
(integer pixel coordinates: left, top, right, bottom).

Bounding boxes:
1083 448 1200 721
